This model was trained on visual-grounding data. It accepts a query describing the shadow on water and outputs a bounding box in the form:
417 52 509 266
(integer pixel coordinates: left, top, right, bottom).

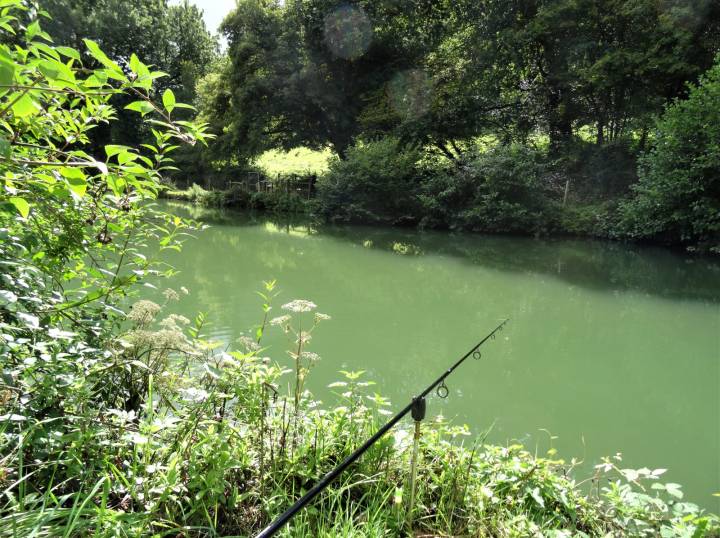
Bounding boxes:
164 201 720 304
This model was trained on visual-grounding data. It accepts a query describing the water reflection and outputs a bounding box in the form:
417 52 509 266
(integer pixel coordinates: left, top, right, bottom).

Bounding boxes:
154 202 720 511
166 202 720 303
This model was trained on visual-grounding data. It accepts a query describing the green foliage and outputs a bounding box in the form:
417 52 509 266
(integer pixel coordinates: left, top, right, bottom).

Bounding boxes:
38 0 218 148
621 57 720 250
3 285 718 536
191 0 720 248
165 180 314 214
317 137 424 224
419 144 553 233
0 4 718 535
556 140 639 200
557 202 620 239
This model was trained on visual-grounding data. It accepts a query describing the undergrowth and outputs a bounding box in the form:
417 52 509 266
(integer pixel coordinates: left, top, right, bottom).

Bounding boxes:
1 281 717 537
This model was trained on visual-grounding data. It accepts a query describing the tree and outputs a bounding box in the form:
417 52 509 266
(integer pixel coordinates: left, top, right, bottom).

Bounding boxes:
37 0 217 147
622 57 720 249
216 0 450 160
463 0 720 152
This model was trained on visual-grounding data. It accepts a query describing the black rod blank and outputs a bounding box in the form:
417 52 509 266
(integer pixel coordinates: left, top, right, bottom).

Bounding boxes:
255 318 509 538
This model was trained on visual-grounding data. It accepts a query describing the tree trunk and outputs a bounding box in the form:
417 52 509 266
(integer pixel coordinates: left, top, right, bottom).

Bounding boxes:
596 119 605 145
547 88 572 155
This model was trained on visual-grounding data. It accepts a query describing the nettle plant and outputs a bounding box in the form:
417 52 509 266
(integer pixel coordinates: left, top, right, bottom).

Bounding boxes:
0 0 208 518
0 1 211 334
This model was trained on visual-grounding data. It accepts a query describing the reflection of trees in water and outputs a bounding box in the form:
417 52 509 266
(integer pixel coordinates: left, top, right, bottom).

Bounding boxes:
318 226 720 303
162 201 720 303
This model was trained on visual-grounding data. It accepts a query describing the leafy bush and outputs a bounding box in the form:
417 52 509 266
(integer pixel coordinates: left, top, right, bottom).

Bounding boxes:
621 57 720 251
420 144 553 233
557 140 639 200
166 182 310 212
557 201 621 238
316 137 424 224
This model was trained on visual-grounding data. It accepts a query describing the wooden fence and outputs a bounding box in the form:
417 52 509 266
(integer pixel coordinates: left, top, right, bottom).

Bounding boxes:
228 172 316 200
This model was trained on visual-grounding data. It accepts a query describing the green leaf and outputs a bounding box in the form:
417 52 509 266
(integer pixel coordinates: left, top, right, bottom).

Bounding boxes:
162 89 175 113
60 167 87 199
9 196 29 218
106 174 126 197
26 20 40 41
0 136 10 158
104 144 130 158
125 100 154 116
529 487 545 508
172 102 195 111
39 59 75 85
55 46 80 61
83 39 120 71
38 59 59 80
0 289 18 304
665 483 683 499
0 57 14 87
129 53 141 74
11 93 37 117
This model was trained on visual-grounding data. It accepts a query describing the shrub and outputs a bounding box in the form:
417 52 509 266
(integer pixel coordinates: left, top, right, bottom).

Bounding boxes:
316 137 424 224
420 144 553 233
557 140 639 200
621 57 720 251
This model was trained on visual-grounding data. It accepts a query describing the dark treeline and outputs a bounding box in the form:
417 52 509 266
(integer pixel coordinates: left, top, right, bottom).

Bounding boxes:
201 0 720 251
39 0 720 250
37 0 218 148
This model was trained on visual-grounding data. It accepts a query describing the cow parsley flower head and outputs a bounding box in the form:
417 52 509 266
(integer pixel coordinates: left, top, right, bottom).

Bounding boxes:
269 315 291 327
127 300 161 325
281 299 317 313
301 351 321 362
296 331 312 345
159 314 190 331
163 288 180 301
237 335 261 352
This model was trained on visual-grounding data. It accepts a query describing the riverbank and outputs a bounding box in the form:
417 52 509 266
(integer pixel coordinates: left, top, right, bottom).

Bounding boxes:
5 286 718 537
162 183 719 255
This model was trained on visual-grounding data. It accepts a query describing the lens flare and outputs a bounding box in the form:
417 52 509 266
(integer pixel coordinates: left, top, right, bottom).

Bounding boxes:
387 69 432 119
324 5 373 60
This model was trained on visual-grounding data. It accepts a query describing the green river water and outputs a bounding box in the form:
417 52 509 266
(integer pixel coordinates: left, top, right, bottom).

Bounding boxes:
155 202 720 511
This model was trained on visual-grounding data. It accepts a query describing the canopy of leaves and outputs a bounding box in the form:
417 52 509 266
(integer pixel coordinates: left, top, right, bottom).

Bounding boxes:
621 56 720 250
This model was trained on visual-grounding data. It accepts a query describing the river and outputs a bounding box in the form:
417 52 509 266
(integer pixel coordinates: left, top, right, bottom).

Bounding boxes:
154 201 720 511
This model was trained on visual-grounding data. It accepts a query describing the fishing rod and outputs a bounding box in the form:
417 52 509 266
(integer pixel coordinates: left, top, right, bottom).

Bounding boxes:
255 318 509 538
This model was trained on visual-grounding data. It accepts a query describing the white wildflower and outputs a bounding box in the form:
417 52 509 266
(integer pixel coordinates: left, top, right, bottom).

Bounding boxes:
179 387 209 403
314 312 331 322
127 300 161 325
159 314 190 331
180 286 189 295
219 353 239 368
281 299 317 313
163 288 180 301
237 335 261 352
269 315 291 326
300 351 320 362
296 331 311 345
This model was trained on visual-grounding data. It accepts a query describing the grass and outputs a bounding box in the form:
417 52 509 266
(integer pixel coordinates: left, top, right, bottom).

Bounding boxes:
253 147 334 176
